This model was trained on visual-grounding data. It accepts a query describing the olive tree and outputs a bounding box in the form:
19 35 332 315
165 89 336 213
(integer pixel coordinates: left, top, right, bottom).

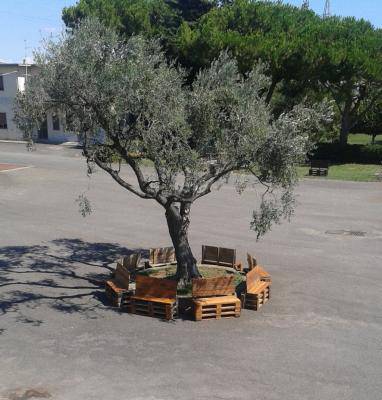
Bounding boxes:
14 19 330 281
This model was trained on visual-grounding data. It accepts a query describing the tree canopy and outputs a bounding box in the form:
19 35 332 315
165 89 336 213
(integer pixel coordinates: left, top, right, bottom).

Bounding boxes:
310 16 382 145
62 0 382 145
14 19 330 280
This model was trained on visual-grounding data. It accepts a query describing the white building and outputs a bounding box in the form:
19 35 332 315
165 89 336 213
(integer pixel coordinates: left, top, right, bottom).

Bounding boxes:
0 63 77 143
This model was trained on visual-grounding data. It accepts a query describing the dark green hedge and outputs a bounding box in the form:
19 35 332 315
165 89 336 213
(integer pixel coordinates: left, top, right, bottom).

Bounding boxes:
309 143 382 164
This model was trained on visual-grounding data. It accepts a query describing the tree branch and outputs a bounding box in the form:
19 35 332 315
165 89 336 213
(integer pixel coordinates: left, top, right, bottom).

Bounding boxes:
350 87 382 130
194 165 237 200
92 153 154 200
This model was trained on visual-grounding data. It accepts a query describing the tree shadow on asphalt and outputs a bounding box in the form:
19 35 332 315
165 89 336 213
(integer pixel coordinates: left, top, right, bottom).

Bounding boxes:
0 238 147 322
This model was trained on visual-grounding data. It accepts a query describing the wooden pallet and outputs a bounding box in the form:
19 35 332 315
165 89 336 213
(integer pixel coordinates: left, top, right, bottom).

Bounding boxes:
127 297 177 320
253 265 271 283
193 295 241 321
120 292 133 309
105 265 131 307
242 281 271 311
126 275 178 320
246 254 272 282
105 282 133 307
144 246 177 268
192 276 235 298
309 160 329 177
201 245 243 272
309 167 328 176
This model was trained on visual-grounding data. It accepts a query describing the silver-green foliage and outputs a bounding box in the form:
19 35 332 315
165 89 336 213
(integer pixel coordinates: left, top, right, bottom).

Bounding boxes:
14 18 332 239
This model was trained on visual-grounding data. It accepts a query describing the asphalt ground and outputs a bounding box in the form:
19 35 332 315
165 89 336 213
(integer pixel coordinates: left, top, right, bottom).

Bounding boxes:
0 142 381 400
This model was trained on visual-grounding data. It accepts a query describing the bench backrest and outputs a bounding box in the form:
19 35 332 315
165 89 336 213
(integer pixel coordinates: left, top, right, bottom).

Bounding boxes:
202 245 236 268
201 245 219 265
246 253 257 271
246 269 262 293
149 247 176 265
192 276 235 298
311 159 329 168
218 247 236 268
117 253 141 271
114 264 130 289
135 275 177 299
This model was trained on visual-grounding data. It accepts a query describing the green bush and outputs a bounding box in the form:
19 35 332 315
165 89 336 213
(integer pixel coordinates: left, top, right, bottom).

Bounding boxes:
310 143 382 164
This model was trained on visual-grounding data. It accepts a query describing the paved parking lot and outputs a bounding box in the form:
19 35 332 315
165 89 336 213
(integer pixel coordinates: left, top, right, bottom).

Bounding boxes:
0 142 381 400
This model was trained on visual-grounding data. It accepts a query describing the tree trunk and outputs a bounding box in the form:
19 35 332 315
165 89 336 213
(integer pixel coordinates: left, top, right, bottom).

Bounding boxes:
165 203 201 282
339 119 349 147
339 99 352 147
265 77 278 105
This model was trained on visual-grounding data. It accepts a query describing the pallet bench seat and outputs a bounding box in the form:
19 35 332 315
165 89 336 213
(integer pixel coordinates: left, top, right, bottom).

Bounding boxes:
201 245 243 272
105 264 132 307
126 275 177 320
246 253 271 282
194 295 241 320
144 246 177 269
192 276 241 321
241 269 271 311
309 160 329 176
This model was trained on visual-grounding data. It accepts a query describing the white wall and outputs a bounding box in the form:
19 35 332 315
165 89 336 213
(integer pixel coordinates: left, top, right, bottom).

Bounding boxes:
45 112 78 143
0 70 24 140
0 64 78 143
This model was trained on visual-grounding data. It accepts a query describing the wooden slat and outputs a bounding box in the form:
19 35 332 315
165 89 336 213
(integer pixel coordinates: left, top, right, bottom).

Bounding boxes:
245 269 262 293
247 281 269 295
105 265 131 307
128 297 177 320
309 160 329 177
201 245 219 265
218 247 235 268
149 247 176 265
193 294 239 305
134 275 177 299
243 283 271 311
117 253 141 271
114 264 130 288
246 253 257 270
192 276 235 298
202 245 242 270
131 295 176 305
193 295 241 321
253 265 271 282
105 279 128 293
105 283 133 307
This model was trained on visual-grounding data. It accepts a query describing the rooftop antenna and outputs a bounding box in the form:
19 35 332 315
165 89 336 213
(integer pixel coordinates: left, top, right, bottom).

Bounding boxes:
23 39 29 82
323 0 331 18
302 0 309 9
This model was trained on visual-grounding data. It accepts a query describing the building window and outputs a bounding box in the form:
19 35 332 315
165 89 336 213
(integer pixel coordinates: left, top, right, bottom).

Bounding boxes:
52 114 60 131
0 113 7 129
0 76 4 91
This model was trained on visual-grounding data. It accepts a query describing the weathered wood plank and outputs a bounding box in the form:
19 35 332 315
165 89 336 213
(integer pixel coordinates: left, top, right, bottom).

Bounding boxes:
192 276 235 298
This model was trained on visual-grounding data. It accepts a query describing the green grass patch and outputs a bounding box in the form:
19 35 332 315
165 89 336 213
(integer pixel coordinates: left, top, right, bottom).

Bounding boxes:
298 163 381 182
348 134 382 145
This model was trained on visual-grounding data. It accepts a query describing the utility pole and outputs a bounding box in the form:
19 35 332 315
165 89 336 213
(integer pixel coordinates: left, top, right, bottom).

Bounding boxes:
23 39 29 82
302 0 309 9
323 0 331 18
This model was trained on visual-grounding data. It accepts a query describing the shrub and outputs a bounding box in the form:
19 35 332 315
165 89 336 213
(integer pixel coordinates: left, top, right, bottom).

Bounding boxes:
310 143 382 164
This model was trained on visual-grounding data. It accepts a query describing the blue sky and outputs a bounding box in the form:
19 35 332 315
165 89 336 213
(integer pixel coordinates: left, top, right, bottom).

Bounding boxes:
0 0 381 63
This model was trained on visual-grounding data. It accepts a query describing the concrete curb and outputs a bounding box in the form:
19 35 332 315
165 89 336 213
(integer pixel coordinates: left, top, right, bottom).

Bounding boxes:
0 139 28 144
